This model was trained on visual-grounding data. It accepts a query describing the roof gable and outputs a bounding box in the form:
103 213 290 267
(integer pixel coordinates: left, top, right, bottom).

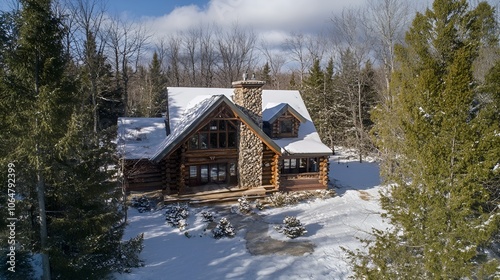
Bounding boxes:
150 95 281 162
262 103 307 124
165 87 332 156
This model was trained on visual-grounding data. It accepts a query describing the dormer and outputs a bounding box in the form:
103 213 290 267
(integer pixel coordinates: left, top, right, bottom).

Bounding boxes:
262 103 307 138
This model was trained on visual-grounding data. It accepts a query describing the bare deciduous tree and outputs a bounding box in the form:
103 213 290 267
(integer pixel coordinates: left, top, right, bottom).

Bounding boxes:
106 17 149 116
215 23 257 86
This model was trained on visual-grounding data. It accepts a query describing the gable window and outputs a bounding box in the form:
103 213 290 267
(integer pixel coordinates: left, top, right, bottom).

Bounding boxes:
188 120 237 150
280 119 293 134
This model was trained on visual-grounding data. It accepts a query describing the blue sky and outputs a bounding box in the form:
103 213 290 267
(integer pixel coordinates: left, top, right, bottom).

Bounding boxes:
105 0 208 18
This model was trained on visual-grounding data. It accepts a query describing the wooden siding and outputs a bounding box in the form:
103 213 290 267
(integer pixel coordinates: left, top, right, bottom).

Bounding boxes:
278 156 330 192
124 160 163 192
262 144 279 186
270 111 300 138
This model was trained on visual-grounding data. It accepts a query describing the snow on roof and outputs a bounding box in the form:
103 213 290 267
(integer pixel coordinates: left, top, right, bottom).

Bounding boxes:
117 118 166 160
262 102 307 124
167 87 332 156
167 87 233 129
150 95 223 162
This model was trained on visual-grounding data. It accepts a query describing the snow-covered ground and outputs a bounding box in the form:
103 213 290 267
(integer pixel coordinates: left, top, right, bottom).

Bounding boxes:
116 148 387 280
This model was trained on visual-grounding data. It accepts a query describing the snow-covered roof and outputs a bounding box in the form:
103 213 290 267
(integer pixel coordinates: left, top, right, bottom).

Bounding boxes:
150 94 281 162
117 86 332 160
262 102 307 124
117 118 166 159
167 87 332 156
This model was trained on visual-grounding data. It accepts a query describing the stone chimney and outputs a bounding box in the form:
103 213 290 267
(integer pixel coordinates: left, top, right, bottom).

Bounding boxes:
232 79 265 188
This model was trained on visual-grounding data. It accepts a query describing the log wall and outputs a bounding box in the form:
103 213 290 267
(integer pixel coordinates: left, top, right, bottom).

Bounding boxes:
124 160 163 192
270 112 300 138
262 144 278 186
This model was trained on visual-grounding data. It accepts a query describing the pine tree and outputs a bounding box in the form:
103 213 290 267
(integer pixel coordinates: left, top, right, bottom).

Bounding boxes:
352 1 500 278
0 1 141 278
303 59 325 138
261 61 271 87
147 51 166 117
288 71 298 90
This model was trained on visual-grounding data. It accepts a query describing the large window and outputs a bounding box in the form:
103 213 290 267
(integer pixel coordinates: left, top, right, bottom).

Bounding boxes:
189 120 237 150
188 163 237 186
281 158 318 174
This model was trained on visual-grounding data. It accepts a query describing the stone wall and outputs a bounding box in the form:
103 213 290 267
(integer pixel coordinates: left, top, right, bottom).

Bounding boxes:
232 80 265 188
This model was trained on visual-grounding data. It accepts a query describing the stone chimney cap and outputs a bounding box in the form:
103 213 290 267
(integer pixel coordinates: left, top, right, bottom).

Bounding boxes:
232 80 266 88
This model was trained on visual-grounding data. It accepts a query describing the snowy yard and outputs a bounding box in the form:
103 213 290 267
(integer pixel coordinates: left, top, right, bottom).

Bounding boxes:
116 149 387 280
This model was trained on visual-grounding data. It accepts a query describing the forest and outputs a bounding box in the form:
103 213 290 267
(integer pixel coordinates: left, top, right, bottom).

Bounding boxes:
0 0 499 279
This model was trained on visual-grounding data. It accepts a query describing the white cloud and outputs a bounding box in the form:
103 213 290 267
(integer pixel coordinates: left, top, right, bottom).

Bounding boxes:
142 0 366 41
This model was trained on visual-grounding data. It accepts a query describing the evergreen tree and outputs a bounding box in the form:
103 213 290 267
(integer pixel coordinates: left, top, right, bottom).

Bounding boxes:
261 61 271 87
147 51 166 117
353 1 500 278
303 59 325 138
288 71 298 90
0 1 141 278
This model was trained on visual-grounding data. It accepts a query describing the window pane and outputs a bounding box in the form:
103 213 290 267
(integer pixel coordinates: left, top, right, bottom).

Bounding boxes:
290 159 297 169
189 166 197 178
228 121 237 131
210 133 218 149
228 132 236 148
280 119 293 133
229 163 236 176
282 159 290 174
200 165 208 183
299 158 307 173
210 120 218 130
308 158 318 172
189 135 198 149
219 120 226 131
200 133 208 149
219 133 227 148
210 165 218 182
218 163 226 182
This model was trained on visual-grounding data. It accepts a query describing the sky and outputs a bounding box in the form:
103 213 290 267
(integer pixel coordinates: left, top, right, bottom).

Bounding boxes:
101 0 388 56
105 0 370 37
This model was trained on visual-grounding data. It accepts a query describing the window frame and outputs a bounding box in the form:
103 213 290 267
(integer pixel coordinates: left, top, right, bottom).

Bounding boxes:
188 120 238 150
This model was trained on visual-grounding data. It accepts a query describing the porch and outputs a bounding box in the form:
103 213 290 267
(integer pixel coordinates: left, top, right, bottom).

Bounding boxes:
164 184 279 205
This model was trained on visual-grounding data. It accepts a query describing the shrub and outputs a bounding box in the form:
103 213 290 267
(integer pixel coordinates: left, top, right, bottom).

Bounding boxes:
212 218 235 239
165 204 189 230
130 196 155 213
265 192 299 207
238 196 252 214
255 199 264 210
276 216 307 239
201 211 215 222
116 233 145 272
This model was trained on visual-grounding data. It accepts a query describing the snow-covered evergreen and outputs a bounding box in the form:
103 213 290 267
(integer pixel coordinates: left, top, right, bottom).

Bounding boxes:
212 218 235 239
165 204 189 230
275 216 307 239
238 196 252 214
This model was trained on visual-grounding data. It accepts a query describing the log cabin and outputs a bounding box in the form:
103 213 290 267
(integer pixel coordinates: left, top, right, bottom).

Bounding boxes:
117 79 333 202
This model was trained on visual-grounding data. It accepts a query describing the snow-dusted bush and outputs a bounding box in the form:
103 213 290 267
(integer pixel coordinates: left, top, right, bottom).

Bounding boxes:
130 196 155 213
265 190 336 208
255 199 264 210
238 196 252 214
315 189 336 199
212 217 235 239
165 204 189 230
275 216 307 239
201 211 215 222
266 192 299 207
115 233 144 273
